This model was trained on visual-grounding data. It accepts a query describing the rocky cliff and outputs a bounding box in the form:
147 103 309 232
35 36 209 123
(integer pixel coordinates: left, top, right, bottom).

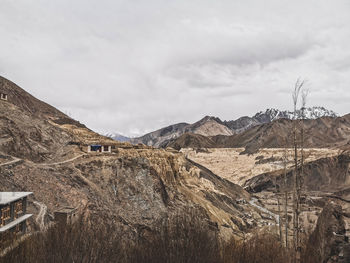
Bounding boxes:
304 202 350 263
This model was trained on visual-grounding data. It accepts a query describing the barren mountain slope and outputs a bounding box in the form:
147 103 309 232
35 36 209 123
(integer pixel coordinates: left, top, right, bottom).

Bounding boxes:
161 133 217 150
130 122 189 147
0 76 85 127
0 76 275 240
0 101 74 162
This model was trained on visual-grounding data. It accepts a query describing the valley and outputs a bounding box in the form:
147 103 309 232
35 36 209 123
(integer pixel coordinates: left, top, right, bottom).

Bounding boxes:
181 147 341 185
1 75 349 262
182 146 350 250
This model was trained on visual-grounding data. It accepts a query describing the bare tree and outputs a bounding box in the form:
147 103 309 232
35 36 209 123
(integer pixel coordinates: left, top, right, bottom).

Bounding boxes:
291 78 306 263
283 142 289 248
298 87 309 258
274 174 283 244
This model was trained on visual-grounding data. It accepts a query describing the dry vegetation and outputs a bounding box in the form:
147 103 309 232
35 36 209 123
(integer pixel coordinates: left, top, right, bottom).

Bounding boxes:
1 212 303 263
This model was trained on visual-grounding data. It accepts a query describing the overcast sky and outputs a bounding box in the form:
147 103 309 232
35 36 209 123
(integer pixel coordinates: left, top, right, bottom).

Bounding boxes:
1 0 349 136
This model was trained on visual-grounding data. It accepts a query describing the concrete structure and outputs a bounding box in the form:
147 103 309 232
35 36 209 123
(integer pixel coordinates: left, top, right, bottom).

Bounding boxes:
0 192 33 234
0 93 8 101
87 145 112 153
54 207 78 225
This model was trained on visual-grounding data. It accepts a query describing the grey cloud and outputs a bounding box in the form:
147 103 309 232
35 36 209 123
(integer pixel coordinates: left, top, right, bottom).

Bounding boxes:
0 0 349 136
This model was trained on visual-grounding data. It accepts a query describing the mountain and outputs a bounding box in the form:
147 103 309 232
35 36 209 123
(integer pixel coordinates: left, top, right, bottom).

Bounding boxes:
163 133 217 150
164 114 350 152
0 76 86 129
104 132 131 142
127 107 338 147
0 76 274 241
130 116 233 147
224 107 338 133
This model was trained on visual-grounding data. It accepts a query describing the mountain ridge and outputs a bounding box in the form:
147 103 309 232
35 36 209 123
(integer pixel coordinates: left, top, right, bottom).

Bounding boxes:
122 107 339 147
163 114 350 152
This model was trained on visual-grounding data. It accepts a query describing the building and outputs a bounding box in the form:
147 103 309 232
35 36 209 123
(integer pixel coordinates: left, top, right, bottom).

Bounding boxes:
54 207 77 225
0 192 33 234
0 93 8 101
87 145 112 153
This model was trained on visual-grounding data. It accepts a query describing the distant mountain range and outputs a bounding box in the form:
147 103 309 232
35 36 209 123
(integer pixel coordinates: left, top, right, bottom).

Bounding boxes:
109 107 338 147
104 133 132 142
223 107 338 133
165 114 350 153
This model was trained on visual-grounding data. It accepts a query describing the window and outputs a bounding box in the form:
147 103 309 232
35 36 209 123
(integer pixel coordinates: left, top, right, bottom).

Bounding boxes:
103 146 109 152
0 93 7 100
90 145 102 152
15 201 23 218
1 206 11 226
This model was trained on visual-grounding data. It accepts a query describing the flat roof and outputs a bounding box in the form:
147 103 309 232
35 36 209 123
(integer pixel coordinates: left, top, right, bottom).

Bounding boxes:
0 214 32 232
0 192 33 205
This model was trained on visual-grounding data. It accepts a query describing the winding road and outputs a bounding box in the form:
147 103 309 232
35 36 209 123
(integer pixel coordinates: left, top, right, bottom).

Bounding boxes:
249 198 280 224
37 154 86 166
0 157 22 167
33 201 47 231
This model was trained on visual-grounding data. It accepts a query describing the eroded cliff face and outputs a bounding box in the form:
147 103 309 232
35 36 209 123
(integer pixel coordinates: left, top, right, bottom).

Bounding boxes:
1 144 267 240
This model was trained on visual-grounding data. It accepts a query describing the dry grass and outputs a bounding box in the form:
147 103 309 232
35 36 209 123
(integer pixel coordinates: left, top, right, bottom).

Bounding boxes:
0 211 305 263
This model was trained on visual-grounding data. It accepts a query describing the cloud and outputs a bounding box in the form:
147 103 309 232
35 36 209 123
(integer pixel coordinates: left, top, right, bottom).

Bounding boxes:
0 0 349 136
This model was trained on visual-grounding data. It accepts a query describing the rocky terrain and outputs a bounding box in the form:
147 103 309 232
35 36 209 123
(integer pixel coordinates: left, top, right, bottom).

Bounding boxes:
0 76 279 242
304 202 350 262
126 107 338 147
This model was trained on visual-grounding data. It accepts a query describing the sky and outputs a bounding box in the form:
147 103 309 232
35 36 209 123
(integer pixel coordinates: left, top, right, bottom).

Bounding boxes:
1 0 349 137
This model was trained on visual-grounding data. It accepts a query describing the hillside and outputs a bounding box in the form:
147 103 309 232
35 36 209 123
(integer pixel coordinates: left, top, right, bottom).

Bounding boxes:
0 76 276 240
160 133 217 150
0 76 85 128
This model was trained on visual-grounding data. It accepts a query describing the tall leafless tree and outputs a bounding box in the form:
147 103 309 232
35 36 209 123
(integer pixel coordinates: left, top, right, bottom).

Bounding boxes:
283 142 289 248
291 78 306 263
274 173 283 244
